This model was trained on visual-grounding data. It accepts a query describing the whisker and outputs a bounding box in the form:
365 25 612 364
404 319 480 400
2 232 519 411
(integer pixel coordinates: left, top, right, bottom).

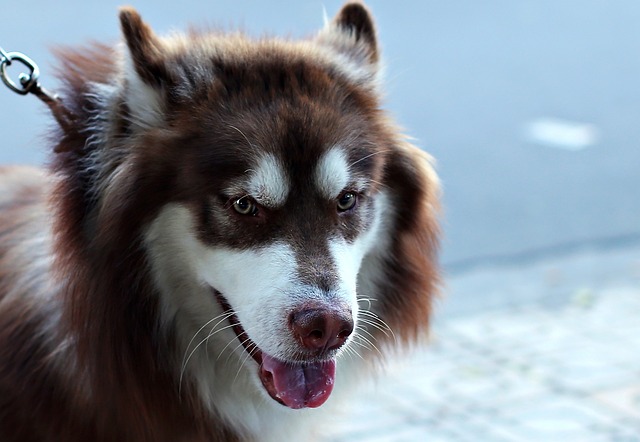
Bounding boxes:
354 332 384 358
182 318 238 373
216 333 244 363
182 311 235 372
183 317 250 382
349 149 390 168
349 338 373 355
179 311 236 394
358 310 397 343
357 324 379 341
368 178 389 189
219 323 260 364
359 311 393 334
342 341 365 362
228 124 257 150
358 316 392 339
231 336 262 386
179 317 240 391
357 297 373 310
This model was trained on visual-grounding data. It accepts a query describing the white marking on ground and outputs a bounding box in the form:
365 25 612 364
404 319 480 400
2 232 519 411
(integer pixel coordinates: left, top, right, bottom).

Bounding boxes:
524 118 600 151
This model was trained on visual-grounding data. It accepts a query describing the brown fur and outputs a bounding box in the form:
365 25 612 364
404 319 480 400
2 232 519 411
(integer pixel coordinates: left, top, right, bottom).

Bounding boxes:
0 3 439 441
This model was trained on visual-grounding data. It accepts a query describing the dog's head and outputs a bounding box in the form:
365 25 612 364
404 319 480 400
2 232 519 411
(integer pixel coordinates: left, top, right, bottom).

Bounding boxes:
54 3 439 413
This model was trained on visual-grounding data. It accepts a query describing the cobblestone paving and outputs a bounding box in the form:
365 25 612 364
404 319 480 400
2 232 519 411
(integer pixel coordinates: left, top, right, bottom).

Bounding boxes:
323 283 640 441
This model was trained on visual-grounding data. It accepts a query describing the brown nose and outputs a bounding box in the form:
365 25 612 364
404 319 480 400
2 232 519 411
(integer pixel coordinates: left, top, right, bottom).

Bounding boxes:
289 307 354 354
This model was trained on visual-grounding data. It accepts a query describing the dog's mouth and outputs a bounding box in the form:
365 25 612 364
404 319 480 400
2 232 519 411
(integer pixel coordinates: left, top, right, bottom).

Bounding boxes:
213 290 336 409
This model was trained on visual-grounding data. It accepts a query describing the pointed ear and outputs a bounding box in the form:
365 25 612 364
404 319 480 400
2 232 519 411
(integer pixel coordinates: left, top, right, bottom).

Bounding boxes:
119 7 171 87
318 2 379 65
119 8 170 128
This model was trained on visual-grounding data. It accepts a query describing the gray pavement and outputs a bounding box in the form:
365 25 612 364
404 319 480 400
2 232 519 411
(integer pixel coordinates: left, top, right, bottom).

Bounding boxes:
322 245 640 441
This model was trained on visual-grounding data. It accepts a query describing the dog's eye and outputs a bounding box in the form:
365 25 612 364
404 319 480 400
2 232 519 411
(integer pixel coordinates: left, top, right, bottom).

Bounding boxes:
337 191 357 212
232 196 258 216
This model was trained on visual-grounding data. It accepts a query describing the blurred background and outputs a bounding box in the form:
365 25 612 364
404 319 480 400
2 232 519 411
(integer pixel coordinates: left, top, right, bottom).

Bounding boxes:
2 1 639 440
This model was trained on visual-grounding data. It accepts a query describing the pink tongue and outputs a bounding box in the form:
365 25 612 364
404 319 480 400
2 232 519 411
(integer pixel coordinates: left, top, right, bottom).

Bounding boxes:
260 355 336 409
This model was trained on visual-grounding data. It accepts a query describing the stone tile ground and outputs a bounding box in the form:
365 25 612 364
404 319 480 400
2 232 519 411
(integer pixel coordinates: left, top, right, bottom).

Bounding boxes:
322 252 640 442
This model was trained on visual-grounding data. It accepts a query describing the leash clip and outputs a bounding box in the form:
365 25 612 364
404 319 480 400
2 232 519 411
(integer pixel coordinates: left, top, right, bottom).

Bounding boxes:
0 46 44 96
1 45 79 151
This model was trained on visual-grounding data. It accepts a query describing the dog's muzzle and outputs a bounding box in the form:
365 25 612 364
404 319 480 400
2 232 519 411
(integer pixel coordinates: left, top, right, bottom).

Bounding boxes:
213 290 353 409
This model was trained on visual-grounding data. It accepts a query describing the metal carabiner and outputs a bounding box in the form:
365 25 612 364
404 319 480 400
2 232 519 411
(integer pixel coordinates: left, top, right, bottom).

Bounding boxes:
0 46 41 95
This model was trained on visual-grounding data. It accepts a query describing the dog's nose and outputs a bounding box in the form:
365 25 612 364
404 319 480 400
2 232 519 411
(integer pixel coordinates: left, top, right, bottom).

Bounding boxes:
289 307 354 353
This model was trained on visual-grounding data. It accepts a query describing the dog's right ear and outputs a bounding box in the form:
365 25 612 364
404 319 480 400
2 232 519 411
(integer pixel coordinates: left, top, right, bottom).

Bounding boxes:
119 8 170 87
317 2 379 67
119 7 170 128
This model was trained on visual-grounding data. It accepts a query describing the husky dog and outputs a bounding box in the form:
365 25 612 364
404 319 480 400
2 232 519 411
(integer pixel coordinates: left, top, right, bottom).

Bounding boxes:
0 3 439 441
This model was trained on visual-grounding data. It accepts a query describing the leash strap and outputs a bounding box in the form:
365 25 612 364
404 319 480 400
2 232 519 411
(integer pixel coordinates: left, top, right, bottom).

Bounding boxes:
1 46 77 150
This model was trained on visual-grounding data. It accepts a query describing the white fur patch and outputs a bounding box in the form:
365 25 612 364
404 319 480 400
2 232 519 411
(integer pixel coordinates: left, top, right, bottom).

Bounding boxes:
225 154 290 208
329 191 389 295
332 191 393 364
315 147 350 199
354 191 394 305
248 154 289 207
195 243 300 359
122 46 164 129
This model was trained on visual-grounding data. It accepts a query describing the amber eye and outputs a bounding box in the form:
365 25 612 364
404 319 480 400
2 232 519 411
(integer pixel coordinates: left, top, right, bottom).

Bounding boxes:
337 191 357 212
232 196 258 216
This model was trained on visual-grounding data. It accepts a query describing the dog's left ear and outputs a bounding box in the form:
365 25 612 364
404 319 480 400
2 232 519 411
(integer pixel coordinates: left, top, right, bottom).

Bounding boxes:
317 2 379 66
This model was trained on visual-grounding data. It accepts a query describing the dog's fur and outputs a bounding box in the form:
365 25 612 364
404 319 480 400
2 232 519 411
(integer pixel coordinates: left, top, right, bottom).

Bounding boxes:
0 3 440 441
